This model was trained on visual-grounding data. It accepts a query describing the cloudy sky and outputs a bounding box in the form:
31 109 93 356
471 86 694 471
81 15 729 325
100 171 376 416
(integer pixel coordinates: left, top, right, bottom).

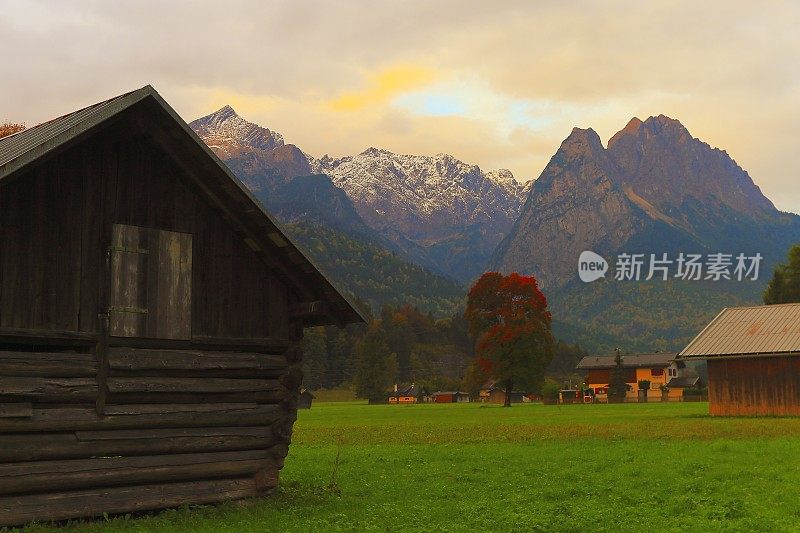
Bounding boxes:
2 0 799 212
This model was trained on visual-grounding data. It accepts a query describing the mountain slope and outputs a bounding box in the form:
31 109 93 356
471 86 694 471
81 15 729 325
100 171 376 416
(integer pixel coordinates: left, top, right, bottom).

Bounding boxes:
315 149 527 282
190 106 528 284
492 116 800 351
282 220 465 317
189 110 466 316
493 116 799 288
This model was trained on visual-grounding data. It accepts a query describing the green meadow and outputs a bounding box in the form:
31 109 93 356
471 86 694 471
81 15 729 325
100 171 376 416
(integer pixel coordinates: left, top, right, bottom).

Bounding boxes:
19 402 800 532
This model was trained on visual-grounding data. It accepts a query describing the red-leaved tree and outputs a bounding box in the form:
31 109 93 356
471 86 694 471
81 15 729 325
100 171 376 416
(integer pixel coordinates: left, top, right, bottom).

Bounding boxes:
0 121 25 139
465 272 554 407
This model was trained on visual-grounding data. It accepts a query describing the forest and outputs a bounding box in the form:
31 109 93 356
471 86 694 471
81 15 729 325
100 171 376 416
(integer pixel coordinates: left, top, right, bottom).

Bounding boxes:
301 303 588 398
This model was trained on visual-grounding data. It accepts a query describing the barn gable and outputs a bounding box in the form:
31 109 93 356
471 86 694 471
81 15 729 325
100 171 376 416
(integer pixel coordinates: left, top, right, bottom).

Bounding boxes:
0 85 366 328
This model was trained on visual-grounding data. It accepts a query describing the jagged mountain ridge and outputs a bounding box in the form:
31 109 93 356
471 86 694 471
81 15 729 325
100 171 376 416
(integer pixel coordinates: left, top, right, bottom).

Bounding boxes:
190 106 529 283
313 148 528 281
491 115 800 351
492 115 798 289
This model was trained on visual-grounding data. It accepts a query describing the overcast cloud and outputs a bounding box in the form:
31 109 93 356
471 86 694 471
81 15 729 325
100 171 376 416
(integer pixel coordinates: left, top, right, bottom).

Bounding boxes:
2 0 798 212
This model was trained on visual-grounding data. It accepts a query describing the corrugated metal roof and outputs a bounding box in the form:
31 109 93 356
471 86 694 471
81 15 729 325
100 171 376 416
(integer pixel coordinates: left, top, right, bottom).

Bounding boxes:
680 303 800 358
576 352 676 370
666 376 700 388
0 88 150 179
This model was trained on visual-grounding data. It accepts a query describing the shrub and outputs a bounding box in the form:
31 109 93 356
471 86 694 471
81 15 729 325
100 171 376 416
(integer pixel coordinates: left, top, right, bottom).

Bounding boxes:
541 379 561 404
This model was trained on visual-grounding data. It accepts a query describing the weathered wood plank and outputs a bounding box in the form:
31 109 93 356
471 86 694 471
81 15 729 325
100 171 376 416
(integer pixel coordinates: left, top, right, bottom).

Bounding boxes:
109 224 147 337
0 449 274 496
150 227 193 340
189 336 291 352
0 351 96 377
0 377 97 402
107 377 282 394
0 426 276 462
0 403 32 418
74 426 272 441
708 356 800 416
0 328 97 346
107 336 290 354
108 389 288 405
0 477 261 527
0 403 281 433
108 348 287 373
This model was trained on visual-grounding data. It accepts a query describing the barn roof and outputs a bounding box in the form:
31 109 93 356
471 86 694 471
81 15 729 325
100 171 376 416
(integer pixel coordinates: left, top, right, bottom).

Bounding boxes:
680 303 800 359
576 352 675 370
0 85 366 326
666 376 700 388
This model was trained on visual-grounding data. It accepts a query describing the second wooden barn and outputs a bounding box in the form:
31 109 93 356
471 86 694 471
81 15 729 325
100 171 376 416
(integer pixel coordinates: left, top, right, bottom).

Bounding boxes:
680 303 800 416
0 85 365 526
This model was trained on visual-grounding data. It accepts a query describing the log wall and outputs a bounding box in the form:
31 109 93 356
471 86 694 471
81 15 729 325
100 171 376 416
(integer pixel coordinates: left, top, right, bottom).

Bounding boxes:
707 356 800 416
0 114 309 526
0 341 303 527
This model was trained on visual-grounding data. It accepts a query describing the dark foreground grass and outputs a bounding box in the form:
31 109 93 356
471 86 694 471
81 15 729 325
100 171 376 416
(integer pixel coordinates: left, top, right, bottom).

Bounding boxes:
16 402 800 532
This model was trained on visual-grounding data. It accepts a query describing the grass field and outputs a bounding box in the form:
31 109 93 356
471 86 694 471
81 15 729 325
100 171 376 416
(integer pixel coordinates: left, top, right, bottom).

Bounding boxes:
18 401 800 532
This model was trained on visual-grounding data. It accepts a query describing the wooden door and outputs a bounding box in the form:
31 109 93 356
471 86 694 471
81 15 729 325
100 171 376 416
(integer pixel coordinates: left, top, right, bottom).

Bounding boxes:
109 224 192 340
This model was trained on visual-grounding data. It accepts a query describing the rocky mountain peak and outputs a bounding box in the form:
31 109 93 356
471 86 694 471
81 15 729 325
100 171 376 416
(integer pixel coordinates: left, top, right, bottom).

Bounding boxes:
189 106 284 159
210 104 237 121
492 114 789 290
560 127 606 160
607 117 644 148
608 114 775 215
642 114 691 141
314 146 529 281
360 147 391 157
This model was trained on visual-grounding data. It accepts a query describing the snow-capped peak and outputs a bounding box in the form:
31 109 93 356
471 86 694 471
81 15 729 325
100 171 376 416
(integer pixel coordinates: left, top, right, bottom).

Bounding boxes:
189 105 284 159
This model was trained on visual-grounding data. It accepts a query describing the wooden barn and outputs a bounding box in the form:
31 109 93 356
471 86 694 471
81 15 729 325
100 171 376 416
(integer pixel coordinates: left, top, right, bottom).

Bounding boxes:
430 391 469 403
680 303 800 416
0 86 365 526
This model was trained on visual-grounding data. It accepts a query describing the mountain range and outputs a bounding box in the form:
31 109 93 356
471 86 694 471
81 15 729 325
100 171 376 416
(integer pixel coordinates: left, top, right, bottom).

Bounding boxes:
190 107 528 282
190 108 800 352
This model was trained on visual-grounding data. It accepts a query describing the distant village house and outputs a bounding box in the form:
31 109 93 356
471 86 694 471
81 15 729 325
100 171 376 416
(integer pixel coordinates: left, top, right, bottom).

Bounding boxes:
430 391 470 403
576 353 699 402
479 381 531 404
388 384 429 404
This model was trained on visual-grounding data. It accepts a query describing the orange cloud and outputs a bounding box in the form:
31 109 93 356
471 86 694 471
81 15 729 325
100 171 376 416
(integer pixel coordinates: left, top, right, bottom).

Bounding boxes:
328 64 436 111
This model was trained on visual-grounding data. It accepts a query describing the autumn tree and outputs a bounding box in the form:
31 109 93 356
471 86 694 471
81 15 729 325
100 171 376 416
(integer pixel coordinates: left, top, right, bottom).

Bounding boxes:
462 361 487 400
764 244 800 304
465 272 554 407
353 323 398 404
0 121 25 139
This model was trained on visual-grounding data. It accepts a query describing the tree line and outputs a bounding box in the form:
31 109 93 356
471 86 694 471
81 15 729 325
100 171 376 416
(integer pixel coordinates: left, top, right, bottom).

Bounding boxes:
303 294 587 404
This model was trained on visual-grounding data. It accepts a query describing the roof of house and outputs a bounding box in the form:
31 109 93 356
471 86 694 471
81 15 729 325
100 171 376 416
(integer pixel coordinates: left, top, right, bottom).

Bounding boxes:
389 384 427 396
431 391 467 396
680 303 800 359
0 85 366 327
666 376 700 388
576 352 676 370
